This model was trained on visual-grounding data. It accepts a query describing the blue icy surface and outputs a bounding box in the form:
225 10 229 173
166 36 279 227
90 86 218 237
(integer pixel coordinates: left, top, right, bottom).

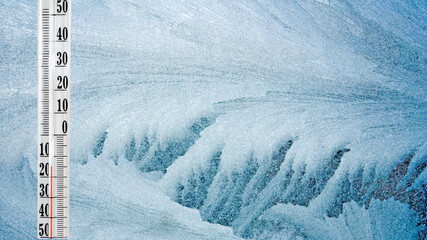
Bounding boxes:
0 0 426 239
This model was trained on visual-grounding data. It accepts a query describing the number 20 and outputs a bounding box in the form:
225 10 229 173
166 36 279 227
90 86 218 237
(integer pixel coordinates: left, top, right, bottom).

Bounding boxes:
57 76 69 89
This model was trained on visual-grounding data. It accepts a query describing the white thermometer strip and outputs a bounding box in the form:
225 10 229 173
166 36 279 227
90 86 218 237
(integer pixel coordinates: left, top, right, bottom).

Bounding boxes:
37 0 71 238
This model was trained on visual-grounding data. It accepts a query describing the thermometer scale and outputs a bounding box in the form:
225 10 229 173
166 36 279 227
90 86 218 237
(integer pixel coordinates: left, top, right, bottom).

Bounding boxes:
37 0 71 238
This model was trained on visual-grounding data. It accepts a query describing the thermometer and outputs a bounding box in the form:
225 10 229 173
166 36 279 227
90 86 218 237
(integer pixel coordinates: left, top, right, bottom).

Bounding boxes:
37 0 71 238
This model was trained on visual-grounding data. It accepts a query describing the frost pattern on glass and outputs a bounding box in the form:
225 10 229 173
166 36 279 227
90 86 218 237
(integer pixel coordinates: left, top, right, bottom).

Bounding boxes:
0 0 425 239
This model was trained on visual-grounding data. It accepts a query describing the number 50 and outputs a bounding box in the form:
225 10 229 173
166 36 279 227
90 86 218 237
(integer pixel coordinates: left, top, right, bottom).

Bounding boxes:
57 0 68 14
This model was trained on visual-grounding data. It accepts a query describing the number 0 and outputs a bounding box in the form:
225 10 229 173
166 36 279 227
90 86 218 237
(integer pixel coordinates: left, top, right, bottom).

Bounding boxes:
62 121 68 133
